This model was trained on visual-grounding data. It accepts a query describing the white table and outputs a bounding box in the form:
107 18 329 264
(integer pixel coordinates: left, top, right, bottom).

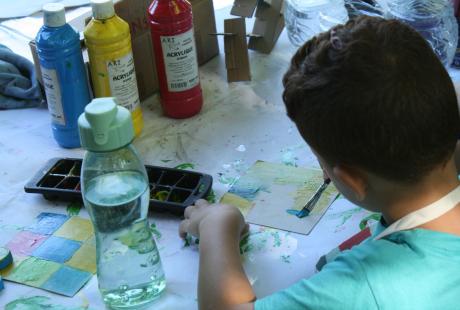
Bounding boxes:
0 3 406 309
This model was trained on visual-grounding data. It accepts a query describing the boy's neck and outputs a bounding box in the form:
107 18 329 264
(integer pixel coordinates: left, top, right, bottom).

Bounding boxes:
373 159 460 235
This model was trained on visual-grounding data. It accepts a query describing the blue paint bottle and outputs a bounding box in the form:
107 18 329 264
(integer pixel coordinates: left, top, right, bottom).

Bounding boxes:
36 3 90 148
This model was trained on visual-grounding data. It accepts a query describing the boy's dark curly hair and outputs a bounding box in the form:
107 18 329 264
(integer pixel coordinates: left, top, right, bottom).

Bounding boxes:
283 16 460 183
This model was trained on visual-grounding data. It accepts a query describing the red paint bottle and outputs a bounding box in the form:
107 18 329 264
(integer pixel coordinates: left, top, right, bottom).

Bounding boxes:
148 0 203 118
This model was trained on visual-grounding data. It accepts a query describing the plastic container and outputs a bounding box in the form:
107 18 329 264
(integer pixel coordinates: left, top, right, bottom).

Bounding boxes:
148 0 203 118
36 3 91 148
84 0 144 137
24 157 213 215
78 98 165 308
284 0 349 47
382 0 458 66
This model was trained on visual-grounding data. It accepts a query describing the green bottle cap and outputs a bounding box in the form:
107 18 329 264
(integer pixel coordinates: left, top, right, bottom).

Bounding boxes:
78 98 134 152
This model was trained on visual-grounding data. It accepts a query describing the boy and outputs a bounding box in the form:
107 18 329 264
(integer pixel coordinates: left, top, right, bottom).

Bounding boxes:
179 16 460 309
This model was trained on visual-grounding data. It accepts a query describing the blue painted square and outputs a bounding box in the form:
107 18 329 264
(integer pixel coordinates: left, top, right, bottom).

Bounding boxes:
25 213 69 235
32 236 81 263
41 265 92 297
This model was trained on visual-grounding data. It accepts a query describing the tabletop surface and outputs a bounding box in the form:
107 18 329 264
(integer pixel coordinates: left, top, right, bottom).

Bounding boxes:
0 2 425 309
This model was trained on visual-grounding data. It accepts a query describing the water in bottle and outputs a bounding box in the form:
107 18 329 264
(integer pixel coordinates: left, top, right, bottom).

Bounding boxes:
79 98 165 309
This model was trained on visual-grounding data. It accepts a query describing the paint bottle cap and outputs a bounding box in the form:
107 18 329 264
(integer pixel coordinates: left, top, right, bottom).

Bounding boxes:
78 98 134 152
91 0 115 20
43 3 66 27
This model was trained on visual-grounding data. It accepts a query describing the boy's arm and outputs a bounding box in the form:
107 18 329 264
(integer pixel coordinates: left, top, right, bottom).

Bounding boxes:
179 200 255 310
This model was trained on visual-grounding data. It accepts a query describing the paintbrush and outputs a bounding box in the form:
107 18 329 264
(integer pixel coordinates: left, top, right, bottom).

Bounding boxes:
296 178 331 218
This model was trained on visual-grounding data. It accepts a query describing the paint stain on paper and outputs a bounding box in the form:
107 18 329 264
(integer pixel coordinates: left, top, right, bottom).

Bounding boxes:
5 296 86 310
149 223 162 240
174 163 195 170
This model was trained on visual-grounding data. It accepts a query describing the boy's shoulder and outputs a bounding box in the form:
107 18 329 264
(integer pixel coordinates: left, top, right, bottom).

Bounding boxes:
333 228 460 309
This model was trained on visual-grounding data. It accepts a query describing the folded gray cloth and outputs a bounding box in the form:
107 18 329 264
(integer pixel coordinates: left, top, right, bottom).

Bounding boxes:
0 44 42 109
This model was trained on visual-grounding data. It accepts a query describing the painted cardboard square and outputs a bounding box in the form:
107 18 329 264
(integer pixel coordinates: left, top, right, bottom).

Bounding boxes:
25 212 69 235
32 236 81 263
54 216 94 242
0 254 28 278
86 235 96 246
6 231 48 256
66 242 97 274
42 265 92 297
221 161 339 235
5 256 60 287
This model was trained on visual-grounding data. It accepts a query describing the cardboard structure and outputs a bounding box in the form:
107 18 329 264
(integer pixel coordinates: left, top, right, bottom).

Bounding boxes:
230 0 258 18
230 0 284 54
223 18 251 82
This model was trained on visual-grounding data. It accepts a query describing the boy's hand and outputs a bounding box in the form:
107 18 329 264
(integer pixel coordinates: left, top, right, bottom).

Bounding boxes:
179 199 248 239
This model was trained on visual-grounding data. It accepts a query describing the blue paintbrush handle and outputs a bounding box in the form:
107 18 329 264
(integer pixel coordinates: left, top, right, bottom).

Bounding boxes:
296 178 331 218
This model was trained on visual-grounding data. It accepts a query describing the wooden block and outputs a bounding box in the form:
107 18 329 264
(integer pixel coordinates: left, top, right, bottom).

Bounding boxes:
248 0 285 54
224 18 251 82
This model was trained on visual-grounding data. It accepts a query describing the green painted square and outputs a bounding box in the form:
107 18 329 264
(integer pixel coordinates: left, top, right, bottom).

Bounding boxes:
5 256 60 287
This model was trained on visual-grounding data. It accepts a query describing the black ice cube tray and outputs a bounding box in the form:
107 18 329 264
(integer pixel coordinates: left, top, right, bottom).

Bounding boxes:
24 158 213 215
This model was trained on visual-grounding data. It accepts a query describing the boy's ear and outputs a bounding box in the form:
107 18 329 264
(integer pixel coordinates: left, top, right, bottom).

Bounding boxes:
332 165 367 201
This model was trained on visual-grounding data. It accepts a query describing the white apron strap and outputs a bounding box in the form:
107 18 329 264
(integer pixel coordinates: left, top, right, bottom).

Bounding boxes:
374 185 460 240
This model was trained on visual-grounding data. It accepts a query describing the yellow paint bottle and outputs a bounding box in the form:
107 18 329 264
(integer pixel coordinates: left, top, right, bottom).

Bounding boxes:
84 0 143 137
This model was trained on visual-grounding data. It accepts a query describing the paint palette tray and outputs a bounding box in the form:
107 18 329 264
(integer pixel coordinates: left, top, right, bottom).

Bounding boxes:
24 158 213 215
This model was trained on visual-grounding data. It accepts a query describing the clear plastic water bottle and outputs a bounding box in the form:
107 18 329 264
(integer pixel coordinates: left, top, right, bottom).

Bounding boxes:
382 0 458 66
78 98 165 309
284 0 349 47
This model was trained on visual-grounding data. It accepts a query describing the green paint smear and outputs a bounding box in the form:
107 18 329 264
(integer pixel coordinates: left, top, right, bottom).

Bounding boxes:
66 202 82 216
271 231 282 247
183 234 199 247
6 296 86 310
218 175 237 185
174 163 195 170
184 235 192 247
150 223 162 239
359 213 381 230
239 231 268 255
116 221 155 254
161 159 172 163
206 189 216 203
280 254 291 263
239 233 251 254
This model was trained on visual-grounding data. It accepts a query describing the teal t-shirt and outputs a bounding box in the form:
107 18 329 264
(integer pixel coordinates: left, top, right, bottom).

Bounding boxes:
255 223 460 310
